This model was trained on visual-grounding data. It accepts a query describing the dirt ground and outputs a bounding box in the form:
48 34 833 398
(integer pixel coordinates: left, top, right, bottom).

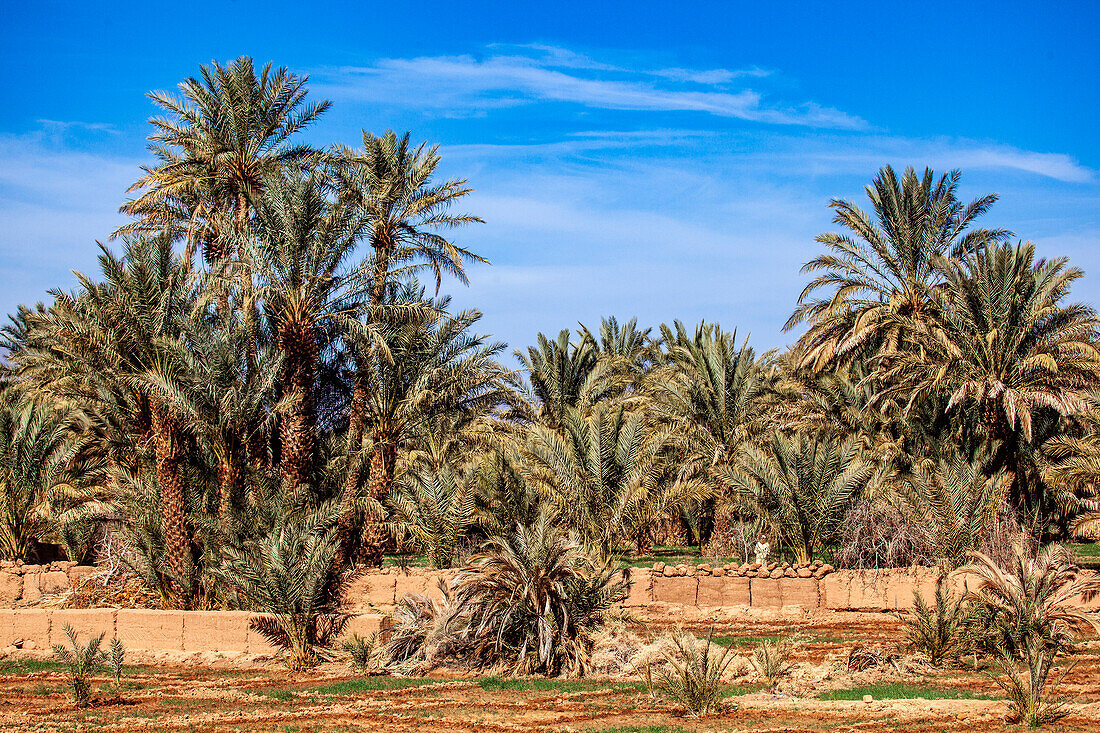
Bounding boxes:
2 612 1099 732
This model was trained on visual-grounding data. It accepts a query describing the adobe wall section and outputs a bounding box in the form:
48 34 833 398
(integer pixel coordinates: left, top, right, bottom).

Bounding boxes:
342 565 1100 614
0 608 388 655
5 561 1097 617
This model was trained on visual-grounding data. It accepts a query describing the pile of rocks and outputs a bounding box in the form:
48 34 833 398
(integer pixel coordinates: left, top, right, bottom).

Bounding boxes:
649 560 834 579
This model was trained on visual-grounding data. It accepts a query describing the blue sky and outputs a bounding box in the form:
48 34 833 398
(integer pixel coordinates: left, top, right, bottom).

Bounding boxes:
2 1 1098 354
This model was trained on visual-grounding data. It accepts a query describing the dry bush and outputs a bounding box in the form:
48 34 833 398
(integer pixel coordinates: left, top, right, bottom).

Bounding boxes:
384 520 628 676
752 638 797 688
834 500 935 570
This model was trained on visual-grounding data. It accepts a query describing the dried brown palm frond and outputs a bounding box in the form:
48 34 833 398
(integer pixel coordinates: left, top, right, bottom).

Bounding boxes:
451 518 629 676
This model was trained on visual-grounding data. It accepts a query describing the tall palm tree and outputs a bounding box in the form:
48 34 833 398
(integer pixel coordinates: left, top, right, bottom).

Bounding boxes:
880 243 1100 516
785 166 1009 370
523 402 709 556
8 236 199 599
719 432 878 563
118 56 329 266
250 171 367 493
333 130 485 305
649 321 772 553
144 304 282 522
336 287 511 566
332 130 485 489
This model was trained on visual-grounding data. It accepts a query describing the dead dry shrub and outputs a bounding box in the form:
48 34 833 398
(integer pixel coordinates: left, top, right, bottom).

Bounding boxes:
834 500 936 570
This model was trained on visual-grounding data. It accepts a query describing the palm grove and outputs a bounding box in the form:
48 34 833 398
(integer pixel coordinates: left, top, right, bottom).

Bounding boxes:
2 58 1099 621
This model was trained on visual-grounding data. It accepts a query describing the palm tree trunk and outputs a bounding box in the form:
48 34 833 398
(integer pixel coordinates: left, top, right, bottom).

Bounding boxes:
278 321 317 493
358 438 396 568
218 440 244 524
341 369 368 497
151 403 192 604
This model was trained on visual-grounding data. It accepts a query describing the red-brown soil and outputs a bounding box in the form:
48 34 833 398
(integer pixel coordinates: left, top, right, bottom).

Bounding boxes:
2 612 1098 732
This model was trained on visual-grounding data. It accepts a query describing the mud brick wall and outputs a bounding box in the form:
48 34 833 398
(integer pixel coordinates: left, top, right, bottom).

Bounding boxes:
0 608 388 654
5 561 1097 617
342 565 1100 614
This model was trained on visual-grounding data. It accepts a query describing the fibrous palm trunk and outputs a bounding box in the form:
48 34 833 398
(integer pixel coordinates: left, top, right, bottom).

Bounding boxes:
151 404 192 604
278 321 317 494
357 438 396 568
217 440 244 524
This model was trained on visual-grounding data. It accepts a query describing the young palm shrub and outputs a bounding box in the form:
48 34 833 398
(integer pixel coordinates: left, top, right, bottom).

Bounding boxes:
646 632 736 716
102 636 126 695
452 518 629 676
52 626 105 708
751 638 796 689
341 632 379 672
959 545 1100 726
389 461 476 569
218 498 354 671
901 575 970 666
720 432 880 563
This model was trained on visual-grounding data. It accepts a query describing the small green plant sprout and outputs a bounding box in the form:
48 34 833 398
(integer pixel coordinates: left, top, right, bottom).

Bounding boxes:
751 637 796 689
341 632 379 672
645 632 736 716
101 636 126 694
51 625 105 708
900 574 970 666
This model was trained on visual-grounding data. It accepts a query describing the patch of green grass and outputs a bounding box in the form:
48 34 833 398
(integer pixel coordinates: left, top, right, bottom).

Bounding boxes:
710 634 781 648
477 676 646 693
312 677 442 694
0 658 65 674
820 683 999 701
258 688 297 701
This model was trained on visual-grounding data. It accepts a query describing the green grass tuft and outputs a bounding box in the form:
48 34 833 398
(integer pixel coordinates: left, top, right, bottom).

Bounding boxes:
820 683 999 701
313 677 442 694
0 659 66 674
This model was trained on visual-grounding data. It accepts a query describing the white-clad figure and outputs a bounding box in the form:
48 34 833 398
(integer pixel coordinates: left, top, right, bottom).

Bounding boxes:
754 534 770 565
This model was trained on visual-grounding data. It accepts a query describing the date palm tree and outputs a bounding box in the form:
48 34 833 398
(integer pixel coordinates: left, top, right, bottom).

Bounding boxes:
879 243 1100 517
7 235 199 600
785 166 1009 370
649 321 772 553
523 402 710 556
143 305 282 522
333 130 485 305
0 394 97 560
250 171 368 493
336 287 511 567
719 432 879 563
118 56 329 265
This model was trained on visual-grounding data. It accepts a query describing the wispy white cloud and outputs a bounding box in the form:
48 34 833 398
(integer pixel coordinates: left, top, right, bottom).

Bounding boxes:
316 47 863 128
